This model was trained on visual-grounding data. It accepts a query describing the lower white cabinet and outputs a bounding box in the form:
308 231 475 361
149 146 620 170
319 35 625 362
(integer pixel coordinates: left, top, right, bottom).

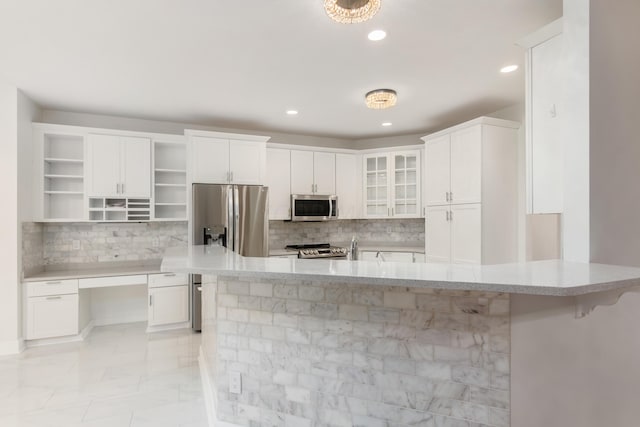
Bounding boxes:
426 204 482 264
25 279 79 340
148 273 189 327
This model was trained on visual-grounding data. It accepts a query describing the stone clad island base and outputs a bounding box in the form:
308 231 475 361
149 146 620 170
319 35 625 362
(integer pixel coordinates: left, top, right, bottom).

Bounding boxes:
164 247 640 427
201 274 510 427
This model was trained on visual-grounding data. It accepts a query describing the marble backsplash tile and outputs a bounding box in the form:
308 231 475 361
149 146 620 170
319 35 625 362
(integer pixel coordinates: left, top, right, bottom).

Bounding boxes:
37 221 187 265
22 222 44 276
269 218 425 250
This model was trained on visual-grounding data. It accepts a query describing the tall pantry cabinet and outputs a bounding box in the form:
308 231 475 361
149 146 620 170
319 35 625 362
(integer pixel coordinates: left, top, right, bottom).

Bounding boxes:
422 117 520 265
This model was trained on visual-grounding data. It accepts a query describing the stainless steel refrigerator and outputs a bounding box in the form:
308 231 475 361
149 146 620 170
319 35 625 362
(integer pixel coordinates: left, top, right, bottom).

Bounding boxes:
191 184 269 331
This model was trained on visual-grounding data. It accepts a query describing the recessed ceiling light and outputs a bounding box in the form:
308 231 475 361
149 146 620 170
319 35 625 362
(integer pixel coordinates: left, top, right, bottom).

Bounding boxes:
382 122 392 127
368 30 387 41
286 110 298 115
500 65 519 73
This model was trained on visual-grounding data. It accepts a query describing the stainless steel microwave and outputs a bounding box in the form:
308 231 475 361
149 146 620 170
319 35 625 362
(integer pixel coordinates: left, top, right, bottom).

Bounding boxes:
291 194 338 221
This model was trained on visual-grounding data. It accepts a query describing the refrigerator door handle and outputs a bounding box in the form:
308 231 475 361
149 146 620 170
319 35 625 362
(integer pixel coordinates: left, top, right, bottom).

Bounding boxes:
233 186 240 254
227 185 234 251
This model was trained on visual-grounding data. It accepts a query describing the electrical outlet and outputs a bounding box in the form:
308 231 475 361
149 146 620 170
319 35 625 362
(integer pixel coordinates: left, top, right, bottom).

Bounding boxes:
72 240 81 250
229 371 242 394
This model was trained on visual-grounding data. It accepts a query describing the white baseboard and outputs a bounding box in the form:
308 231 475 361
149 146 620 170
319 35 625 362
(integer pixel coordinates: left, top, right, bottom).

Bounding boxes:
198 346 242 427
146 321 191 334
25 321 95 348
0 338 25 356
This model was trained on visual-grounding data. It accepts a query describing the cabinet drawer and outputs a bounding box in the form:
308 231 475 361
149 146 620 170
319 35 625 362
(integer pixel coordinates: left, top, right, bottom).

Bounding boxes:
26 294 79 340
26 279 78 297
148 273 189 288
79 274 148 289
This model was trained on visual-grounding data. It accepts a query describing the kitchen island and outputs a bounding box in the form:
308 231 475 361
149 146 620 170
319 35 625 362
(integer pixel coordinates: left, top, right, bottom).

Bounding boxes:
162 246 640 427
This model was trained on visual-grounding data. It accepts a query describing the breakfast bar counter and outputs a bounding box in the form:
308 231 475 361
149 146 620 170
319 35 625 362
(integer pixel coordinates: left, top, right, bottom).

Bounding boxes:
162 246 640 427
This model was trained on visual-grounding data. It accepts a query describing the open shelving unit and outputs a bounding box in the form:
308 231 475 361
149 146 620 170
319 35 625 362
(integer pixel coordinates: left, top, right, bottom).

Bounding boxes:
153 141 187 220
89 197 151 221
42 133 86 220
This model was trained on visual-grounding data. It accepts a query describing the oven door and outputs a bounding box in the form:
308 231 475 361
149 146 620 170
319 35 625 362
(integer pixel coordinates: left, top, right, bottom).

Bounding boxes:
291 195 338 221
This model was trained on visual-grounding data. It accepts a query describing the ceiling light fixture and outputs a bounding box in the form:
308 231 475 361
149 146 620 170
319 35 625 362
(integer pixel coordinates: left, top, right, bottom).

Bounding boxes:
382 122 392 127
368 30 386 41
500 65 519 73
365 89 397 109
324 0 381 24
286 110 298 115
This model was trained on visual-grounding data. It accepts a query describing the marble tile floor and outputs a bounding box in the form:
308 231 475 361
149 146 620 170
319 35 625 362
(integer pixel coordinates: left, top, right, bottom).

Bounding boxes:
0 323 208 427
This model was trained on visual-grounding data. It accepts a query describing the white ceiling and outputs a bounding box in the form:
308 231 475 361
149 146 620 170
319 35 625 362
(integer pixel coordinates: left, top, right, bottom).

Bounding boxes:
0 0 562 139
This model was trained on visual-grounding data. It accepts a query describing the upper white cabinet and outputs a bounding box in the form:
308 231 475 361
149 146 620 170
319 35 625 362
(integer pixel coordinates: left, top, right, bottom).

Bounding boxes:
363 150 421 219
290 150 336 195
266 148 292 220
188 131 269 185
519 19 564 214
422 117 520 265
88 134 151 198
35 125 86 221
335 153 361 219
153 138 187 221
425 127 481 207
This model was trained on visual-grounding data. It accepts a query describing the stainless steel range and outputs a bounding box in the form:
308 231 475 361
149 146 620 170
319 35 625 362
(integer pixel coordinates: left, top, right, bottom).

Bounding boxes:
285 243 348 259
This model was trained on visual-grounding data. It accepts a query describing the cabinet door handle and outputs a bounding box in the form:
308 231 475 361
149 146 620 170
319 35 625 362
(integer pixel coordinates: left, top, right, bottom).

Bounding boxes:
423 207 426 216
116 183 120 194
46 296 62 300
391 207 394 216
445 192 449 202
446 211 450 221
449 192 453 202
45 281 61 285
450 210 453 221
149 295 153 306
122 183 125 194
231 171 234 182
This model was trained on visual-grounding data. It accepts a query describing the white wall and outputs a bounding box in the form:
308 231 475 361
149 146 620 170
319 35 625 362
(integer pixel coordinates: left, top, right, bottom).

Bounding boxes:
589 0 640 266
0 82 20 354
562 0 590 262
41 109 354 149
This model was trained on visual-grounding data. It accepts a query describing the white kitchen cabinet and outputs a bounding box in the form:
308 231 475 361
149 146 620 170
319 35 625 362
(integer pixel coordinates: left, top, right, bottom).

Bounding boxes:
188 131 269 185
424 127 480 207
290 150 335 195
35 125 86 221
153 138 187 221
422 117 520 265
426 204 482 264
335 153 360 219
425 206 452 263
148 286 189 327
519 19 564 214
363 150 421 219
24 279 80 340
266 148 292 220
148 274 189 327
88 134 151 198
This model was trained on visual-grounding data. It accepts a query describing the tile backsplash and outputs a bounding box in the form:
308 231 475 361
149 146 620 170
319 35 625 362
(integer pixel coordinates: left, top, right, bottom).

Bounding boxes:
269 218 425 250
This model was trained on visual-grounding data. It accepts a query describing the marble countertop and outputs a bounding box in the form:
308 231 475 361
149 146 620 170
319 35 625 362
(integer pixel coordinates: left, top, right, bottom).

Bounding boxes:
162 246 640 296
23 261 163 282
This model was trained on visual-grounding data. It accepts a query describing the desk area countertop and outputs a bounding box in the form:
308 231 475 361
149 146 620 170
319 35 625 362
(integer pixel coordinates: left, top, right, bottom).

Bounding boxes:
161 245 640 296
23 261 163 282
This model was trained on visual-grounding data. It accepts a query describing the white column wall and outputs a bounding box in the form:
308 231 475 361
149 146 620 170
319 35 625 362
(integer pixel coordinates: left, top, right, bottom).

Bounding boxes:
562 0 590 262
0 82 20 354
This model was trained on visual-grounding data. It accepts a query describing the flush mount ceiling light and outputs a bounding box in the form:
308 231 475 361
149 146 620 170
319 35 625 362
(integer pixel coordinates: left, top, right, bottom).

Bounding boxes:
324 0 381 24
365 89 397 109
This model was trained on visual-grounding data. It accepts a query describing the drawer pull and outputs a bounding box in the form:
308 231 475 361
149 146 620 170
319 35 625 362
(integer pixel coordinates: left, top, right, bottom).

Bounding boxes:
46 281 62 285
163 274 176 277
46 296 62 300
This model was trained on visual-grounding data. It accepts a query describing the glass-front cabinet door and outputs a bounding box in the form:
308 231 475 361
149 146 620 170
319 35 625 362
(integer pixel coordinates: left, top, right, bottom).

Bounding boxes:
364 154 389 217
392 151 420 217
